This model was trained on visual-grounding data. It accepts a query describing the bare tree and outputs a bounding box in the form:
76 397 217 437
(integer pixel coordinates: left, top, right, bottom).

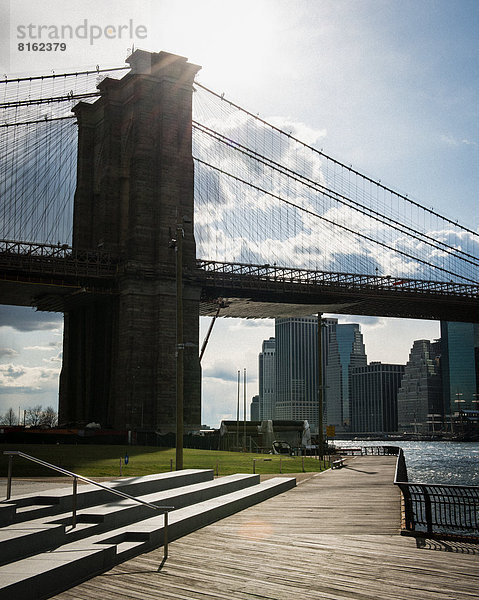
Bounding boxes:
41 406 58 428
1 407 18 426
25 405 43 427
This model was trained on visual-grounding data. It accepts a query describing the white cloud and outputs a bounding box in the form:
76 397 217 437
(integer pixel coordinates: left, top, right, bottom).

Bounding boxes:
42 352 62 364
0 362 60 393
25 343 59 352
0 307 62 332
0 348 18 360
441 134 477 147
267 116 327 146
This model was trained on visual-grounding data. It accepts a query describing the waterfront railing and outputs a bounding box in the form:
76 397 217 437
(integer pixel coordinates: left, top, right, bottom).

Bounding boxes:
396 480 479 537
338 445 479 539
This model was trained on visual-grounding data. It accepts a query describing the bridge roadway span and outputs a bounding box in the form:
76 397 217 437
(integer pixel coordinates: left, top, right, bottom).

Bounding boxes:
51 455 478 600
1 241 478 321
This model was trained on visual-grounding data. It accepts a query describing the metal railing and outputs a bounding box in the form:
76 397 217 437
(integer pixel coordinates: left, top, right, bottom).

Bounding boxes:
0 239 118 278
337 445 400 456
387 446 479 539
3 450 173 559
195 259 479 299
336 445 479 538
395 478 479 539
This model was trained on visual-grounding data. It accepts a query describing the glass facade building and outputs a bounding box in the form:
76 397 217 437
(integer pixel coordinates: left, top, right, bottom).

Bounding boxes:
275 317 319 428
323 320 341 431
258 337 276 420
273 317 366 433
336 324 367 429
440 322 479 416
351 362 405 433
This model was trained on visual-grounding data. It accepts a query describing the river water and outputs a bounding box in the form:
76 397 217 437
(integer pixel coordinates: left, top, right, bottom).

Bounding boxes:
333 440 479 486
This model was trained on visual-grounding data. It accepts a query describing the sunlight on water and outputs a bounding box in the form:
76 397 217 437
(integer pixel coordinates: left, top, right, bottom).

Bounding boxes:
334 440 479 485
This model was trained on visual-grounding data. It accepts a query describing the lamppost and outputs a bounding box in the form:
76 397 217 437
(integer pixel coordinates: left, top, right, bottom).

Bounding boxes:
236 370 240 451
171 223 185 470
243 368 247 452
317 313 324 460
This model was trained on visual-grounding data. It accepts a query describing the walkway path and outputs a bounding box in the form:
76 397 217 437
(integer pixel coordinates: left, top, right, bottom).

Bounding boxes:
52 456 478 599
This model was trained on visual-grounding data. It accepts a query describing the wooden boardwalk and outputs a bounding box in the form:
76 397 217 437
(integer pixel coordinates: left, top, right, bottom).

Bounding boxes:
52 456 479 600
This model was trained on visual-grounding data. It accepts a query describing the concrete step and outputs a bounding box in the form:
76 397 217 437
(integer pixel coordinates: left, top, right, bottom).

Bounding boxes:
0 523 66 567
2 469 213 525
0 504 15 526
0 476 295 600
0 473 260 563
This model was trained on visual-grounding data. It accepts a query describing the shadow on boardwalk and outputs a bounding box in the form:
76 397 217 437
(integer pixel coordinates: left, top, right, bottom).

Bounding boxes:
52 456 479 600
415 536 479 555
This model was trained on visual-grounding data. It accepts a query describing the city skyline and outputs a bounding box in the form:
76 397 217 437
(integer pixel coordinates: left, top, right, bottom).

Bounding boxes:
253 318 479 435
0 1 478 428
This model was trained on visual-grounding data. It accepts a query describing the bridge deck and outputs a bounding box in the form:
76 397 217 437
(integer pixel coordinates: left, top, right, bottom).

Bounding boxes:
51 456 479 600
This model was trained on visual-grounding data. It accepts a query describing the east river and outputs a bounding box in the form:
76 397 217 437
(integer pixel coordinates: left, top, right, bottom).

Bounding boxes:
334 440 479 486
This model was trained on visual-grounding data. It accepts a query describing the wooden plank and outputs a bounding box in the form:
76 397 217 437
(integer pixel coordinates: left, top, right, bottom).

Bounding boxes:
51 457 479 600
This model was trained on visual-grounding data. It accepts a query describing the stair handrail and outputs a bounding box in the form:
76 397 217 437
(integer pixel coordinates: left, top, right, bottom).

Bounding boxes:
3 450 173 558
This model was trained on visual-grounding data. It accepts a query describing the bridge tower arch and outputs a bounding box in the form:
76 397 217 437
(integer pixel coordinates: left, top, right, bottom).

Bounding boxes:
59 51 202 436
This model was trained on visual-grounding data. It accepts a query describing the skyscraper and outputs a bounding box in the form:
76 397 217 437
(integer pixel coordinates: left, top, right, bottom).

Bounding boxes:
321 320 367 433
258 337 276 419
275 316 319 428
273 316 366 433
440 322 479 417
322 319 341 431
335 323 368 429
397 340 442 434
351 362 405 433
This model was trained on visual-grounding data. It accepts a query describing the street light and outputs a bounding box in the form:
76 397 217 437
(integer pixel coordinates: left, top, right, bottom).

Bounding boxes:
236 370 240 451
171 223 185 470
243 368 247 452
317 313 324 460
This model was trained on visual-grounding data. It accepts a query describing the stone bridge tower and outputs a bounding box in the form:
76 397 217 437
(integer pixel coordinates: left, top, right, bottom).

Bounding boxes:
59 51 201 436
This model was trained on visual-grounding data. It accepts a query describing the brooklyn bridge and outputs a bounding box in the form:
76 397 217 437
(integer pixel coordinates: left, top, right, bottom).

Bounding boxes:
1 50 478 435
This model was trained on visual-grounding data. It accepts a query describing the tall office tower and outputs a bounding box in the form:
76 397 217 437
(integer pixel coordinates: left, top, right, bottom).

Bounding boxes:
440 322 479 416
258 337 276 419
250 395 260 421
274 317 367 433
397 340 442 434
275 317 319 428
322 319 342 431
351 362 405 433
336 323 368 429
321 320 367 432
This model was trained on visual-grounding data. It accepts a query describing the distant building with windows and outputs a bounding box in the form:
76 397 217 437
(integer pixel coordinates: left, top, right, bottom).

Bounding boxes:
321 320 368 433
335 323 368 430
351 362 405 433
275 317 319 428
440 322 479 417
322 319 341 432
250 395 260 421
258 337 276 420
271 316 366 434
397 340 442 434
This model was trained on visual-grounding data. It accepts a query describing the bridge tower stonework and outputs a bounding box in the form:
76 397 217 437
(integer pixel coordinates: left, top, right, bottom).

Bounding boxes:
59 51 202 436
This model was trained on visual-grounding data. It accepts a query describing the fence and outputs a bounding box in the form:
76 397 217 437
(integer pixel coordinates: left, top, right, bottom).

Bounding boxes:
395 480 479 538
337 445 478 539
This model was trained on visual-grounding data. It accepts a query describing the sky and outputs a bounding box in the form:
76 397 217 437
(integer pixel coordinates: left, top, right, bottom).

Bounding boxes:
0 0 478 426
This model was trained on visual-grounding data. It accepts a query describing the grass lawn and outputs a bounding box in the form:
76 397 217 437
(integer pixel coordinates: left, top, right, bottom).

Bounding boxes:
0 444 329 478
